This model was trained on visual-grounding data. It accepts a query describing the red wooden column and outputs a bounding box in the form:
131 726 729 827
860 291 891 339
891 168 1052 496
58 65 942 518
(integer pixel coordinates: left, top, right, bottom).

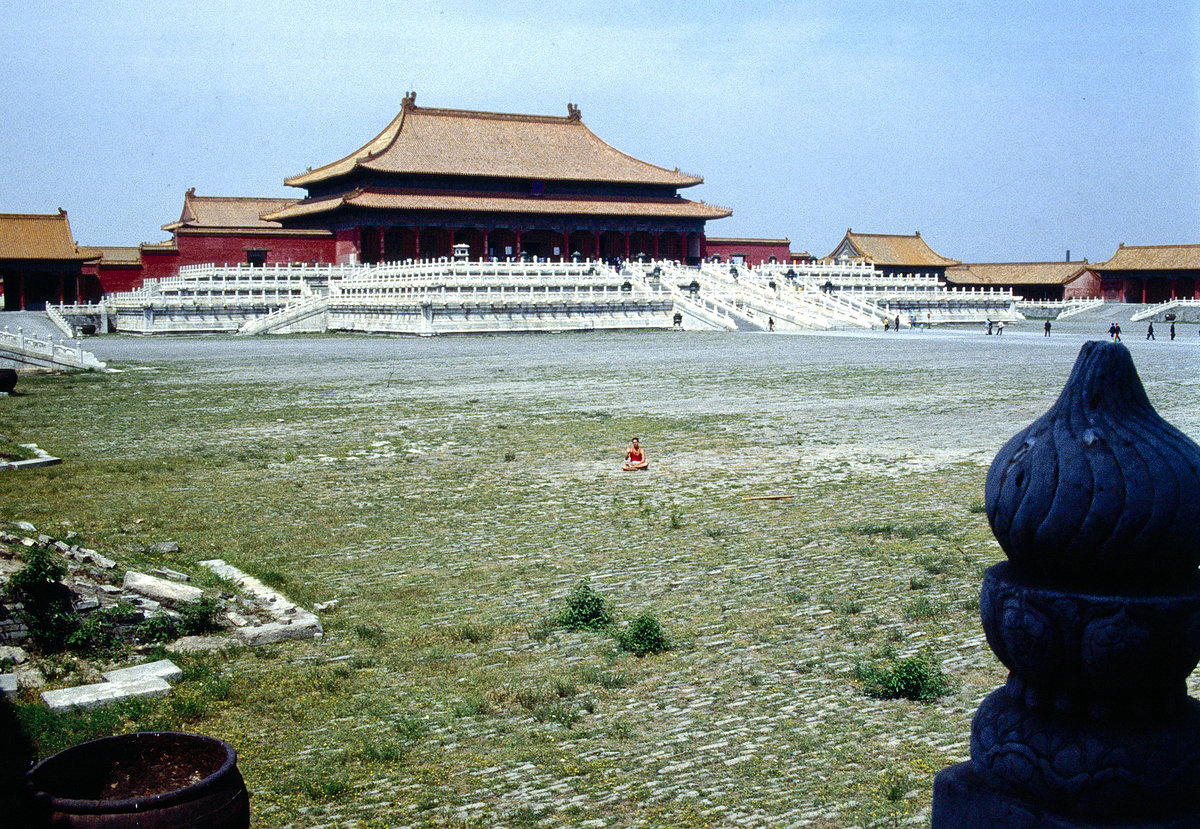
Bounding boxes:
563 230 571 260
515 229 522 257
1171 278 1177 300
414 227 422 260
623 231 630 259
482 228 489 260
699 232 706 261
593 231 601 259
653 232 660 259
1141 278 1147 304
378 227 386 264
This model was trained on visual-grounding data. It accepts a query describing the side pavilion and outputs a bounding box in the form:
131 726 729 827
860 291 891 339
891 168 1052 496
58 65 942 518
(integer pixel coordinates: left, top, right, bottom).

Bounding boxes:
824 229 960 279
263 93 731 265
0 210 99 310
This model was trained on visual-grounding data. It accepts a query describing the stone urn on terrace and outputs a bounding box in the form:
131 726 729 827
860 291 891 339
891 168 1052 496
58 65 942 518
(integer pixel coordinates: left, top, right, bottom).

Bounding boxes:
932 340 1200 827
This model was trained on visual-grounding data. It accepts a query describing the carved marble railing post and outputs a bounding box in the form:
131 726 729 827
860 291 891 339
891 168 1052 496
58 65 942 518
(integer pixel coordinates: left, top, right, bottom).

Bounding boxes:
933 341 1200 828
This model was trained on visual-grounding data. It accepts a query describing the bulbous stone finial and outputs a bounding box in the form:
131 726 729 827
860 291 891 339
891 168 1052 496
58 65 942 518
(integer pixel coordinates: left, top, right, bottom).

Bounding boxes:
986 341 1200 591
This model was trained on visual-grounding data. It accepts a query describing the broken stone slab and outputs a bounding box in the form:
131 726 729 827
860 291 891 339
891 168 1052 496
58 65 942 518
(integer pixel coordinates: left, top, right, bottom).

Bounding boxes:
0 674 16 696
149 541 180 555
199 559 317 627
15 521 36 533
313 600 340 613
73 597 100 612
235 618 323 647
41 676 172 712
150 567 190 582
78 548 116 569
15 666 44 689
0 645 28 665
168 635 237 654
102 659 182 685
122 571 203 606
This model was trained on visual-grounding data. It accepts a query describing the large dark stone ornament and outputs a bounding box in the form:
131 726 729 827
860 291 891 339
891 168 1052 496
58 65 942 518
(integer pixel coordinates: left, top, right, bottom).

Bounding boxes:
932 341 1200 828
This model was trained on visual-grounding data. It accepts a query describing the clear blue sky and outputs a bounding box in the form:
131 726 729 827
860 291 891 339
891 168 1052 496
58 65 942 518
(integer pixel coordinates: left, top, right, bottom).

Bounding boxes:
2 0 1196 263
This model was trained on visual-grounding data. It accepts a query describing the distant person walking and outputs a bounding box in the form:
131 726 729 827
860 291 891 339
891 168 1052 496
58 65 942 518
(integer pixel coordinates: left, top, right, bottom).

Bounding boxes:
1147 322 1156 340
894 315 900 331
1044 320 1052 337
986 319 993 335
1109 322 1121 342
1170 322 1176 340
997 321 1005 335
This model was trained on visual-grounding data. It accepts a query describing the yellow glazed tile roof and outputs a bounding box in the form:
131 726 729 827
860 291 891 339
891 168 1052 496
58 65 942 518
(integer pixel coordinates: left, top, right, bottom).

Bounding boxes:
1092 243 1200 271
0 210 95 261
285 95 704 188
826 230 959 267
947 261 1092 286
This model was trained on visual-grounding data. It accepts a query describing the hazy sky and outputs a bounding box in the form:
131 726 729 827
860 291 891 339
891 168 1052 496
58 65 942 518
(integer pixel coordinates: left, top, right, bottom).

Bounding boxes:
2 1 1196 262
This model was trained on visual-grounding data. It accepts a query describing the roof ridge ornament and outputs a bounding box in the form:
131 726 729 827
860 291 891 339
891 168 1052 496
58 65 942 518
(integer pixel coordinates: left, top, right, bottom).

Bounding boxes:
402 91 417 110
567 102 581 121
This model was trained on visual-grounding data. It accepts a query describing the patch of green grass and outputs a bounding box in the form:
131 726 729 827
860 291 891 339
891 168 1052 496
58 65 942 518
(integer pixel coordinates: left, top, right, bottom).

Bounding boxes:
903 596 946 621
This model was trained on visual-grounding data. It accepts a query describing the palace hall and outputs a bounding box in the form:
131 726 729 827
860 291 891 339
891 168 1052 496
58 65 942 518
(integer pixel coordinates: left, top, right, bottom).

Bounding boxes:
265 93 731 266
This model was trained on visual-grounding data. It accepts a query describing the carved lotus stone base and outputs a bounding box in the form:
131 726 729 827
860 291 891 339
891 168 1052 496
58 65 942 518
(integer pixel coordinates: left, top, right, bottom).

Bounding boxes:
981 562 1200 715
933 759 1200 829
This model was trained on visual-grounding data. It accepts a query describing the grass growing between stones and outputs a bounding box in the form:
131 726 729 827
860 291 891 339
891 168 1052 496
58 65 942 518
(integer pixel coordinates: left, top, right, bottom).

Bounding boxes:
0 334 1079 827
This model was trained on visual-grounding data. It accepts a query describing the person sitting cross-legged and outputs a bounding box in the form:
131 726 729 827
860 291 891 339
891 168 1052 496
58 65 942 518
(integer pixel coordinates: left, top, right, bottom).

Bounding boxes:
622 437 649 471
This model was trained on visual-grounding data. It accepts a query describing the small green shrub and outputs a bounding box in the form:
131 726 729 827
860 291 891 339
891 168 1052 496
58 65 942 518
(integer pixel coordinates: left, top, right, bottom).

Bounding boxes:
137 614 178 643
668 510 683 530
6 548 77 651
178 596 223 636
616 611 670 657
66 604 139 655
854 651 951 702
556 579 613 631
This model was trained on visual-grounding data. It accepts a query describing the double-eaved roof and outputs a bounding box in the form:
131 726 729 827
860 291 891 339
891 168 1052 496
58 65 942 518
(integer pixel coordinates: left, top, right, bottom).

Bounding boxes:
1092 243 1200 271
825 230 959 267
263 187 728 223
285 94 704 189
0 210 96 261
947 261 1092 287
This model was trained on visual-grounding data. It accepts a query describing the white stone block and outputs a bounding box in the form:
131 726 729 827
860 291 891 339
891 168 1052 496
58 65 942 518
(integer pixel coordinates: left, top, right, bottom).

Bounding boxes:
0 674 17 695
41 677 171 712
101 659 183 685
122 571 204 606
167 635 237 654
235 617 323 646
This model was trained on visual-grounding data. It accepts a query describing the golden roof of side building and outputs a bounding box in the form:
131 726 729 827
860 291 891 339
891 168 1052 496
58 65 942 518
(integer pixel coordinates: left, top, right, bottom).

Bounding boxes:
0 210 97 261
161 190 299 232
947 262 1093 286
825 230 959 267
263 188 732 222
79 245 142 266
1091 243 1200 271
285 94 705 189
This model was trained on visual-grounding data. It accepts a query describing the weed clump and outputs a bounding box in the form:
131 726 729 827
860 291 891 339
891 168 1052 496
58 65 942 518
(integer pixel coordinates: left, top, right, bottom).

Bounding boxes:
854 649 951 702
556 579 613 631
616 611 670 657
5 547 77 651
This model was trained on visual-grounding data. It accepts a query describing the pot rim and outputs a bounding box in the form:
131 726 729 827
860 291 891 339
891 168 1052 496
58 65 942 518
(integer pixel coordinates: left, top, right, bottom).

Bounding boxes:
25 730 240 815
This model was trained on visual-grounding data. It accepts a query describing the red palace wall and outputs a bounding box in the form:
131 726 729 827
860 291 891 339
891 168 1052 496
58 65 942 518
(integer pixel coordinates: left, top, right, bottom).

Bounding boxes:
94 266 144 295
175 233 335 268
705 238 793 265
1063 270 1101 300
